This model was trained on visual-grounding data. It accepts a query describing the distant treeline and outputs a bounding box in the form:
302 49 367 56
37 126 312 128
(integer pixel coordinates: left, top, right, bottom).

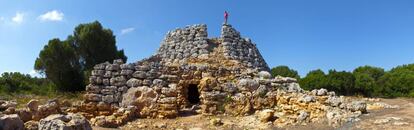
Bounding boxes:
271 65 414 98
0 72 55 95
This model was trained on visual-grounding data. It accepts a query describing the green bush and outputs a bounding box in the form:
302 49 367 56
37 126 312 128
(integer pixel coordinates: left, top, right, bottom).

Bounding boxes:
271 65 300 79
0 72 56 96
376 64 414 97
299 69 328 90
297 64 414 98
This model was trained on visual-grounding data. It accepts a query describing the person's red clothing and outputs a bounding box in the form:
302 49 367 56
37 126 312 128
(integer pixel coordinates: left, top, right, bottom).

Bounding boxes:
224 11 229 24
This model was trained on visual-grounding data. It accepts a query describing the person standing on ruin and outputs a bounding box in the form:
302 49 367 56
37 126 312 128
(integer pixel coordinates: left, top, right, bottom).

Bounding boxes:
224 11 229 24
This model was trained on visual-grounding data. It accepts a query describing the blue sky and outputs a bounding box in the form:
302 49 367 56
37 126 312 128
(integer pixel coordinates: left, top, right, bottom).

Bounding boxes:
1 0 414 76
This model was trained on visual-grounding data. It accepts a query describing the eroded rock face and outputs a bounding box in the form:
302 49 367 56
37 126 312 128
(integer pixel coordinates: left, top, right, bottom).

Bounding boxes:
38 113 92 130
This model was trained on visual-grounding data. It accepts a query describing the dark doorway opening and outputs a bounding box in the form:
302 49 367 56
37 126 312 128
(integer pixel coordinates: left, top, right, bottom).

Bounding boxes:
187 84 200 104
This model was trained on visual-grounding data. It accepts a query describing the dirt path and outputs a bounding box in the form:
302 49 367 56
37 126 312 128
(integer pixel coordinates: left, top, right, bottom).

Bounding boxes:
93 98 413 130
352 98 414 130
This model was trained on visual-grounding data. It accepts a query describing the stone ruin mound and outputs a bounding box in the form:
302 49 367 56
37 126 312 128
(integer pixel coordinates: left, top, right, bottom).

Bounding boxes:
70 24 367 127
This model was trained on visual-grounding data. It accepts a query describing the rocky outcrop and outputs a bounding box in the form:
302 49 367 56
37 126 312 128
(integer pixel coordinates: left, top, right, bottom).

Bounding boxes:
221 24 269 71
38 113 92 130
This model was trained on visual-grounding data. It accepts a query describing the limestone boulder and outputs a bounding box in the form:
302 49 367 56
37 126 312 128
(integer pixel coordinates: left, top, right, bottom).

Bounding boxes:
126 78 142 87
258 71 271 79
237 78 259 92
284 83 303 93
0 100 17 111
33 100 62 121
326 96 343 107
347 101 367 113
256 109 275 122
225 93 252 115
297 111 309 122
24 121 38 130
121 86 158 110
38 113 92 130
27 99 39 112
16 109 32 122
0 114 24 130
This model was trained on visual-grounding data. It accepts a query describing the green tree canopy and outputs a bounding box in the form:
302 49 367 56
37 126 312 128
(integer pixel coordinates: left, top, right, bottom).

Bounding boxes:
326 70 355 95
35 39 84 91
299 69 328 90
0 72 54 95
34 21 127 92
271 65 300 79
353 66 385 96
376 64 414 97
353 66 385 80
72 21 127 70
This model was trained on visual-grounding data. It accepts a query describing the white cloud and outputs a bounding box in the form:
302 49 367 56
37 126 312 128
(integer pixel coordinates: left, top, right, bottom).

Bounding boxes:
29 70 42 77
28 70 37 76
0 17 4 22
121 27 135 35
12 12 24 23
38 10 64 21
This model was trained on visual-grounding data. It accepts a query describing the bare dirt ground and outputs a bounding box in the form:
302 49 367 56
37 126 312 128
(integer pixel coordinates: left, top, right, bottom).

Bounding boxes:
93 98 414 130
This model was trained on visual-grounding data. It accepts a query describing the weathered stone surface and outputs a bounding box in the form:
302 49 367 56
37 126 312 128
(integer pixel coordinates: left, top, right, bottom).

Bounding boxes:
24 120 38 130
238 78 259 92
297 111 309 122
16 109 32 122
90 106 138 128
258 71 271 79
84 94 102 102
210 118 223 126
132 71 147 79
0 100 17 111
256 109 274 122
0 114 24 130
33 100 62 121
347 101 367 113
126 78 142 87
121 86 158 110
38 114 92 130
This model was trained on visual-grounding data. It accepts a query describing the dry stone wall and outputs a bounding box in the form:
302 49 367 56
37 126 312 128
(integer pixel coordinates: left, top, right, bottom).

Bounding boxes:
221 24 269 71
84 24 271 111
156 24 210 65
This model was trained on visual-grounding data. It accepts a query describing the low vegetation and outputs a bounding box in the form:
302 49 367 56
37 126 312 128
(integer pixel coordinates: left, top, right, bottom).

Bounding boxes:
271 65 414 98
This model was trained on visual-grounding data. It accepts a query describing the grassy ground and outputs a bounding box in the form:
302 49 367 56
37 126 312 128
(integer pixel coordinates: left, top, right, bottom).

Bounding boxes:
0 92 84 108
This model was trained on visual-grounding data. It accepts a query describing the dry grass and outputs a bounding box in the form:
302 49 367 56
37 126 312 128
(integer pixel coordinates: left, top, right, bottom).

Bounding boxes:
0 92 84 108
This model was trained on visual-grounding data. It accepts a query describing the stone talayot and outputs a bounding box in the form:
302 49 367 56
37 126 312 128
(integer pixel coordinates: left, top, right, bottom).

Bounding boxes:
76 23 367 128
